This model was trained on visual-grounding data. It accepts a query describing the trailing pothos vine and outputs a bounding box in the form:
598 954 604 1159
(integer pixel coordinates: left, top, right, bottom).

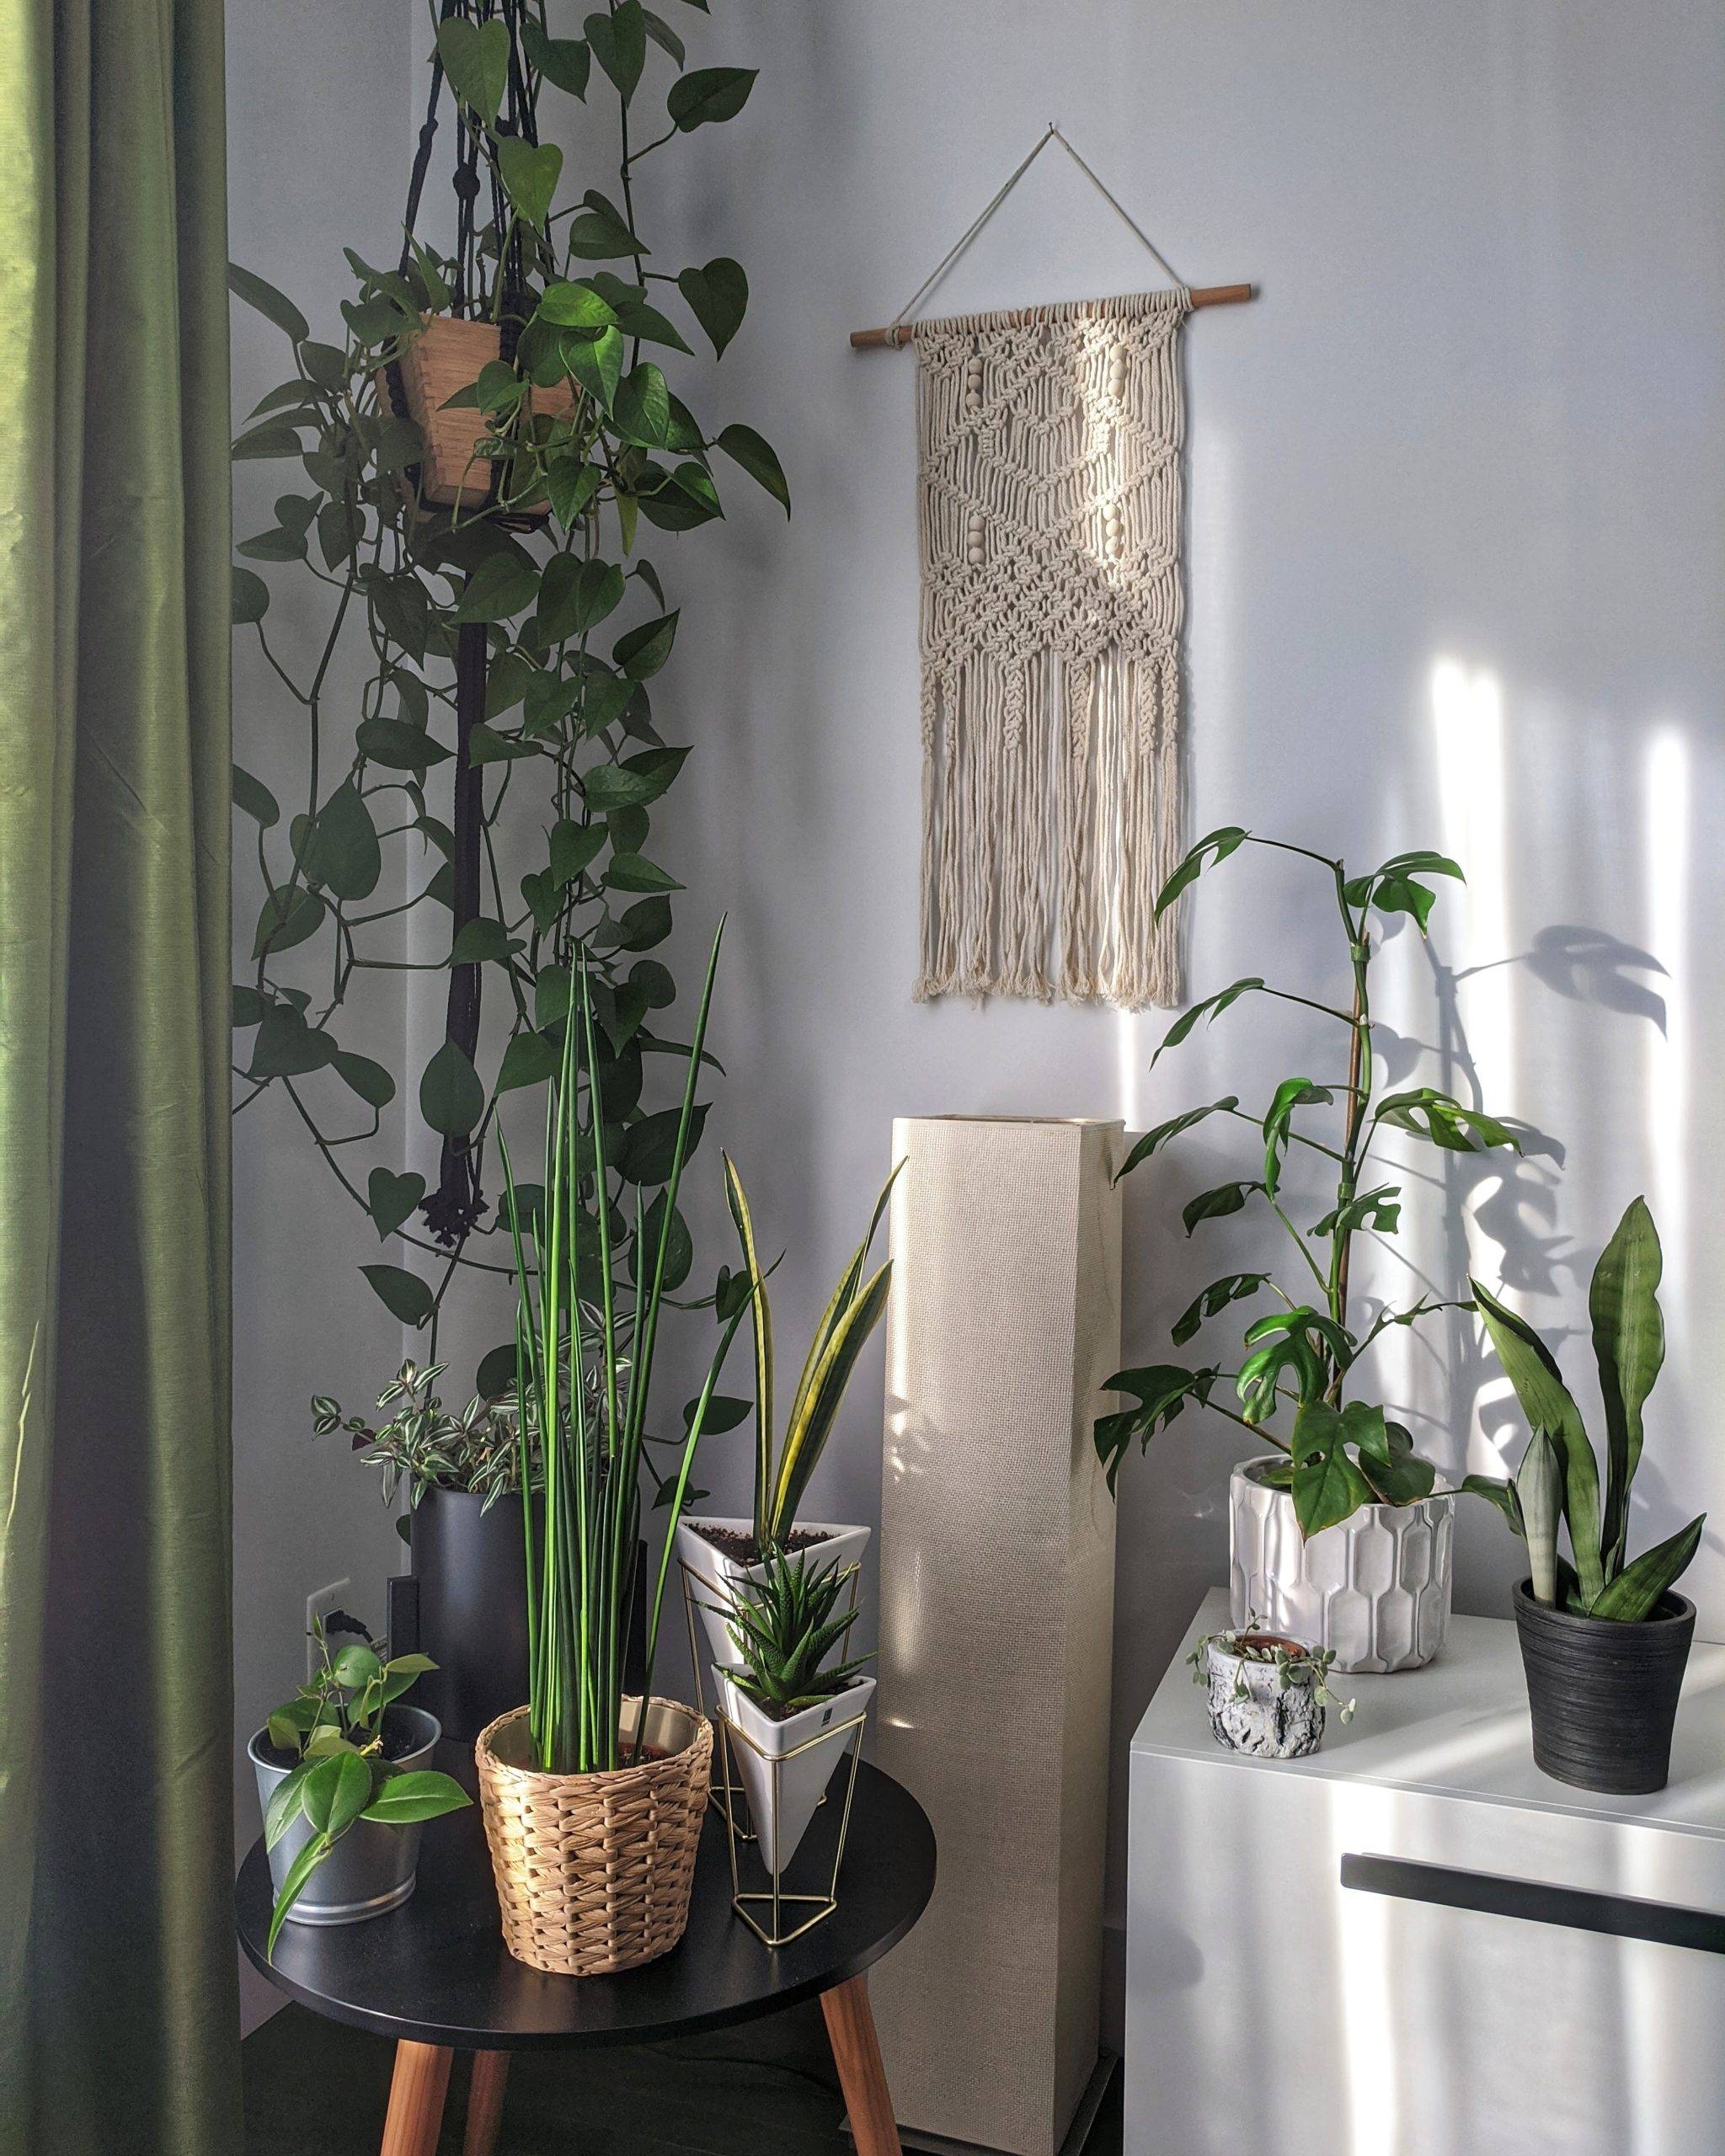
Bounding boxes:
229 0 784 1396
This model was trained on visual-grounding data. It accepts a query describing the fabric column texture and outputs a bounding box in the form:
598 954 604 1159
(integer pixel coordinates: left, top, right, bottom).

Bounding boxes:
0 1 240 2150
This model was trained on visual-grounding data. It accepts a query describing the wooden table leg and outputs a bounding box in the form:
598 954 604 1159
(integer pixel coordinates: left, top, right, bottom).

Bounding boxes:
821 1974 903 2156
380 2040 453 2156
462 2050 510 2156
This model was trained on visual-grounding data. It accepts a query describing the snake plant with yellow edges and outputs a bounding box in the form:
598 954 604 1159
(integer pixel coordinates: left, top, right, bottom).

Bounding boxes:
720 1155 900 1554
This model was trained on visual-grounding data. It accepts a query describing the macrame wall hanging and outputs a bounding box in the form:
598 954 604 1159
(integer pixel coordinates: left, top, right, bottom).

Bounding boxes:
853 125 1253 1010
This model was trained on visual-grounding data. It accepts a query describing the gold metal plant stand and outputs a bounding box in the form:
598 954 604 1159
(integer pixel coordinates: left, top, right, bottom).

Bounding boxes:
715 1699 869 1948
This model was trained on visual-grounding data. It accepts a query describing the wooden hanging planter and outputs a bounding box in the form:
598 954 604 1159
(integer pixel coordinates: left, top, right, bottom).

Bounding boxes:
384 314 575 516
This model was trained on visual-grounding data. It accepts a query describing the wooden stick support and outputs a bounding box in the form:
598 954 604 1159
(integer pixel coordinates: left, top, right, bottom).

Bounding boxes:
849 283 1254 349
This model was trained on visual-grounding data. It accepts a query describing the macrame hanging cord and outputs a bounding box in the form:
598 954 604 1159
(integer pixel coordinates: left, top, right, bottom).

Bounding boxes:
902 129 1193 1011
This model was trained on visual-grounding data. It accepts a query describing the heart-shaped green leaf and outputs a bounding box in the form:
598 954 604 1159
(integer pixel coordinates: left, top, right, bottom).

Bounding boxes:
667 65 756 130
716 423 788 514
677 257 747 357
367 1168 426 1240
419 1038 485 1137
435 17 510 124
497 139 563 232
360 1264 435 1328
585 2 646 99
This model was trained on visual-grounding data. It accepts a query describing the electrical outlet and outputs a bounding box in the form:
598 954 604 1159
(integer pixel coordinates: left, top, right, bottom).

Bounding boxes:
305 1577 353 1678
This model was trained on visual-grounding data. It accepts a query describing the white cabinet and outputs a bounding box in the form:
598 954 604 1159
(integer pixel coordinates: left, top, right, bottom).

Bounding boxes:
1127 1590 1725 2156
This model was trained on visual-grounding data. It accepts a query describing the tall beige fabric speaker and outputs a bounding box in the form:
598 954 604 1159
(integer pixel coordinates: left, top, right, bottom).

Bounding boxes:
873 1116 1122 2156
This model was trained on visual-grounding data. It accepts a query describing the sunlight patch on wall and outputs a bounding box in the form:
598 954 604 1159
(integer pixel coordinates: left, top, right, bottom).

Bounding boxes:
1643 726 1689 1297
1430 659 1513 1102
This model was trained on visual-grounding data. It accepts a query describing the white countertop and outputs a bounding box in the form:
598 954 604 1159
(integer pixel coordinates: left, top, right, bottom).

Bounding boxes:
1132 1587 1725 1840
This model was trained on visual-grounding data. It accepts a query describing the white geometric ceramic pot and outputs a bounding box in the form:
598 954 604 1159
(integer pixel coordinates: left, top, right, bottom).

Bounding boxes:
714 1670 875 1874
674 1515 870 1673
1229 1458 1455 1674
1202 1636 1326 1758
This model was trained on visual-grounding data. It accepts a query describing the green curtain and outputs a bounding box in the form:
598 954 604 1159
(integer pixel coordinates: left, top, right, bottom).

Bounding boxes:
0 0 240 2149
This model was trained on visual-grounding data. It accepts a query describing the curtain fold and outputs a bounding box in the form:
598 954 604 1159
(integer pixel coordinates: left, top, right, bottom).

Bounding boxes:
0 0 240 2149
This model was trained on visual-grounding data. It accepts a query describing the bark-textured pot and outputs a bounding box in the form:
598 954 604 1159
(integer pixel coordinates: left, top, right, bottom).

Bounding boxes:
476 1697 712 1976
675 1516 870 1673
715 1671 875 1874
1514 1577 1696 1794
1230 1457 1454 1673
1202 1636 1326 1758
249 1705 439 1926
409 1490 645 1744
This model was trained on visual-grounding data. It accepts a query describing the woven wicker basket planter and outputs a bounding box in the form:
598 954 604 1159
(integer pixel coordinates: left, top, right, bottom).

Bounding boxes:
385 314 575 515
476 1698 712 1976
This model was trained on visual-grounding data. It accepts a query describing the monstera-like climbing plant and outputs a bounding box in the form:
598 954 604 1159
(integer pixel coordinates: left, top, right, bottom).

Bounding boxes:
230 1 784 1394
1097 829 1526 1536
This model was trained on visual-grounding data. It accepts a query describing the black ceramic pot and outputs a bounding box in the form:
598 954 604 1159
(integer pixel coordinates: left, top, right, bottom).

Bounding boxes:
1513 1577 1696 1795
405 1489 649 1745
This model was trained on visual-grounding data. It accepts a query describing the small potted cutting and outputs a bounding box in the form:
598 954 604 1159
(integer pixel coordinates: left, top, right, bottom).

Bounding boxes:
676 1155 898 1673
476 927 755 1976
709 1550 876 1878
249 1624 470 1956
1187 1617 1354 1760
1471 1197 1706 1795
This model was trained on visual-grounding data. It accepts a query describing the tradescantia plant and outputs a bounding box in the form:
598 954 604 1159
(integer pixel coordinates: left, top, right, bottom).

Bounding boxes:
1097 827 1524 1537
1470 1197 1706 1620
229 0 786 1393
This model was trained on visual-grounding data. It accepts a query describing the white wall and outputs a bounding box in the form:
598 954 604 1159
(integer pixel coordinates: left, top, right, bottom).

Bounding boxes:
622 0 1725 1951
227 0 1725 2025
227 0 415 2027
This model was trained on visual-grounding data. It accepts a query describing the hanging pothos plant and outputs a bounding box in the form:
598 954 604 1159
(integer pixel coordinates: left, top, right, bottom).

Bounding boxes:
229 1 785 1396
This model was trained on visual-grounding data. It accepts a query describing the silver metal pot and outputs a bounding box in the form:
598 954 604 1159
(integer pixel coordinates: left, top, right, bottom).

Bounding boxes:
248 1703 440 1927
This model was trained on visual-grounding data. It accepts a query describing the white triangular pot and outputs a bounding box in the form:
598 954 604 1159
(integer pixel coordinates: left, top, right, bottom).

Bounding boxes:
714 1670 875 1874
674 1516 871 1673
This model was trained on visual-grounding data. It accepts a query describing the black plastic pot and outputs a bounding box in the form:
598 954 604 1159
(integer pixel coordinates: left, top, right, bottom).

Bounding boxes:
1513 1577 1696 1795
399 1488 648 1746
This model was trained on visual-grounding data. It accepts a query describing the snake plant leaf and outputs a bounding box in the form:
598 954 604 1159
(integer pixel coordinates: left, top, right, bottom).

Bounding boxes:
771 1261 892 1541
1263 1079 1333 1199
785 1164 902 1445
1154 825 1248 921
1516 1430 1562 1604
1589 1513 1704 1621
1470 1278 1605 1606
722 1153 776 1544
1589 1195 1665 1572
1151 980 1263 1067
1170 1273 1271 1348
1118 1097 1241 1180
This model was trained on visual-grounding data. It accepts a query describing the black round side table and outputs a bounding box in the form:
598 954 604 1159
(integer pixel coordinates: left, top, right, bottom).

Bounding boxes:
237 1758 935 2156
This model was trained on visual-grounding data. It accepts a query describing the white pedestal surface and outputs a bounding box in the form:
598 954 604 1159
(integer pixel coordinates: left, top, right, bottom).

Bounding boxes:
1128 1589 1725 2156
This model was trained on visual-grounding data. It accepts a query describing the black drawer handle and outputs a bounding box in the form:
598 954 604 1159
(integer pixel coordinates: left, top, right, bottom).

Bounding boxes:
1340 1853 1725 1957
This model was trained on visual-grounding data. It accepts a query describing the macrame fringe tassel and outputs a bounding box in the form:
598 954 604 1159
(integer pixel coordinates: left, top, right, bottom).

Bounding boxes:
914 648 1180 1009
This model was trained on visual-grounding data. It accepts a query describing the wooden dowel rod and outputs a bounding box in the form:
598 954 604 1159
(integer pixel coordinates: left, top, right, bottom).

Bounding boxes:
849 283 1255 350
